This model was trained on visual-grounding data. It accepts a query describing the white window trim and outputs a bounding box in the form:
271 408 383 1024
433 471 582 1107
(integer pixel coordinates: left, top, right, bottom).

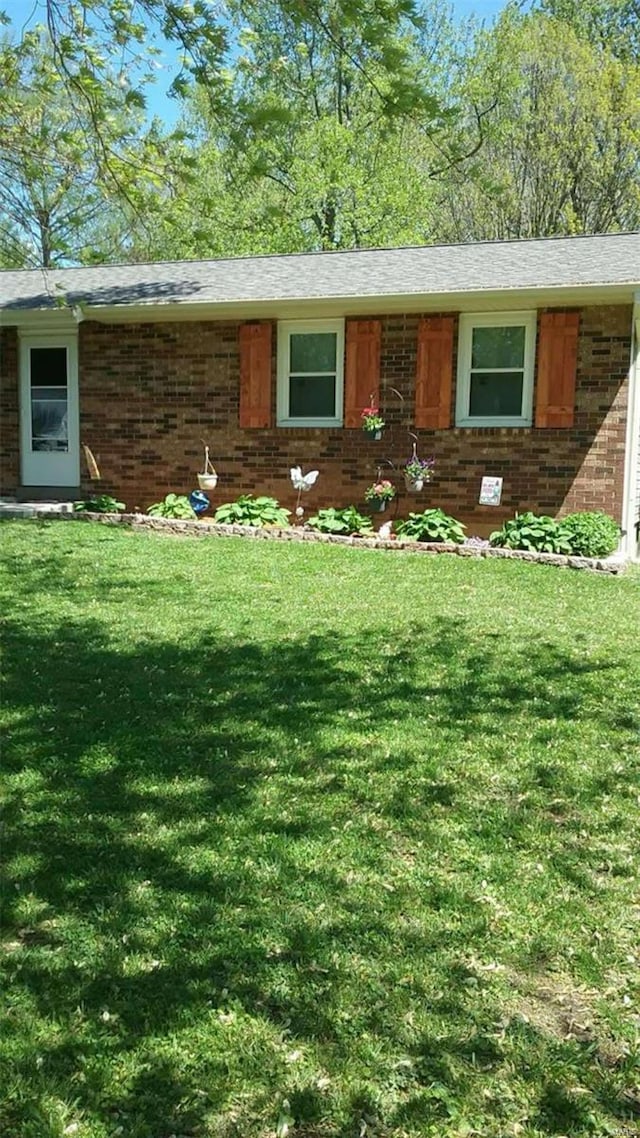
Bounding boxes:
277 318 345 427
455 311 537 428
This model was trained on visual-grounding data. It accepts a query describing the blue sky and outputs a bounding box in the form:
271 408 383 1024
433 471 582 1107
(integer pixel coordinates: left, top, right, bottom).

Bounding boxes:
2 0 511 123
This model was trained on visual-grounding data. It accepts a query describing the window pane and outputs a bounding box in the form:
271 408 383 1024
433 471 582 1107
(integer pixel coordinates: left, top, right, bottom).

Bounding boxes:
471 326 525 370
30 347 67 387
290 332 336 373
289 374 336 418
469 371 524 417
31 387 68 401
31 399 69 451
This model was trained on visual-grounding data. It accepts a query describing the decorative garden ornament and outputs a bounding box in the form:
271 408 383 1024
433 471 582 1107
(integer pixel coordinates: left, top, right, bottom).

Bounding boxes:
290 465 320 522
189 490 210 515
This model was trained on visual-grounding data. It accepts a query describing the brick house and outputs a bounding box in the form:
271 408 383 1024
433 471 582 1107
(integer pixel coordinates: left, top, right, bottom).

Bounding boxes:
1 233 639 551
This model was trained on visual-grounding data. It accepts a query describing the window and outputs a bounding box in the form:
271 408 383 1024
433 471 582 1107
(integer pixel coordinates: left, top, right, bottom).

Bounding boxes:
455 312 536 427
30 345 69 452
277 319 344 427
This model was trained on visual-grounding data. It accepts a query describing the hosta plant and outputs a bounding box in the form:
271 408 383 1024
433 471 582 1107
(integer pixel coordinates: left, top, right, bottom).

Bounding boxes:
147 494 196 520
307 506 374 536
397 508 466 544
490 512 572 554
214 495 290 528
74 494 125 513
561 511 620 558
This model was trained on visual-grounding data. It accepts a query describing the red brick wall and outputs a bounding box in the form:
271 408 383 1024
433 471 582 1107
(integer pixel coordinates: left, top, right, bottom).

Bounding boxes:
0 326 19 494
1 305 631 533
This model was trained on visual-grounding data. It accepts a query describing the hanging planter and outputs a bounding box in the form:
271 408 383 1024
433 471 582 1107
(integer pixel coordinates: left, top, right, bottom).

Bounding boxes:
364 479 396 513
402 446 435 494
361 398 385 440
197 445 218 491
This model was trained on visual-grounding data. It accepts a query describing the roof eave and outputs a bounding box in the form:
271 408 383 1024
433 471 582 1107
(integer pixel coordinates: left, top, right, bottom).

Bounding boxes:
3 281 638 326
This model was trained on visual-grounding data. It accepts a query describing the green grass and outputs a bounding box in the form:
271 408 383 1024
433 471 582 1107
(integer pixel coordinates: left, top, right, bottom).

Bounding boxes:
1 520 639 1138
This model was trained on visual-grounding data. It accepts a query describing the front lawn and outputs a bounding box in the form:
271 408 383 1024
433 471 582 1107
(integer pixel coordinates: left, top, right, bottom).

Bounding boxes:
1 521 639 1138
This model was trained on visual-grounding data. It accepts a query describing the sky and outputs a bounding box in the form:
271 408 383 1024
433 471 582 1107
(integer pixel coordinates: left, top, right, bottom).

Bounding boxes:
1 0 512 123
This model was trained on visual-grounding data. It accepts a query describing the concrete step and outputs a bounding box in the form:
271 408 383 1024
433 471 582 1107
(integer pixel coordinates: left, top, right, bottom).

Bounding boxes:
0 498 75 519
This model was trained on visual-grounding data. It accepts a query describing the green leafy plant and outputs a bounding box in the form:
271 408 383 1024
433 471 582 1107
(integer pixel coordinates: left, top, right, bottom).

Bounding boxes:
397 508 466 544
214 495 290 528
561 511 620 558
490 512 573 554
147 493 196 520
74 494 125 513
307 506 374 536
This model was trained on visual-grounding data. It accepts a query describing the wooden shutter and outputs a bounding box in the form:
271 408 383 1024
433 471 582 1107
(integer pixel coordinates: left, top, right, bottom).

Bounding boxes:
414 316 454 429
535 312 579 428
239 322 272 428
344 320 382 428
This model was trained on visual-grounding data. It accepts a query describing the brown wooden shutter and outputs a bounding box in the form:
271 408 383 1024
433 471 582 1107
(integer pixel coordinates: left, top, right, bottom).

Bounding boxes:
535 311 579 428
344 319 382 428
239 322 272 428
414 316 454 429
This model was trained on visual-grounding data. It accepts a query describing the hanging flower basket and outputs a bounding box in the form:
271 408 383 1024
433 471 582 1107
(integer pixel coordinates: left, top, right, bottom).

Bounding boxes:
361 405 385 439
364 479 396 512
402 450 435 494
197 445 218 491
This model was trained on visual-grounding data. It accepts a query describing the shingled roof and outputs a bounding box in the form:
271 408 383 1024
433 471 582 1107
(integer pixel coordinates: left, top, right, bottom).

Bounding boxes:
1 232 639 313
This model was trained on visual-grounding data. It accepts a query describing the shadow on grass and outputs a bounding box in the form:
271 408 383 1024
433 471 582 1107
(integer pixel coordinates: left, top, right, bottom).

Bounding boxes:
1 590 637 1136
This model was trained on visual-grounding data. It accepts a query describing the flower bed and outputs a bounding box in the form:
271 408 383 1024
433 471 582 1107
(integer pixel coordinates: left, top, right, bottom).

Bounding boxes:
38 510 627 574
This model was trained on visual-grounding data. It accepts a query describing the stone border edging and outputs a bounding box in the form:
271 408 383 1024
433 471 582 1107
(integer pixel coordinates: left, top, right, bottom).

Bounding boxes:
36 510 627 574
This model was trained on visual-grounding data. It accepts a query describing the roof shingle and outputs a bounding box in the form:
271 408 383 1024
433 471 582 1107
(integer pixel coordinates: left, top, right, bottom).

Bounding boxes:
1 233 638 312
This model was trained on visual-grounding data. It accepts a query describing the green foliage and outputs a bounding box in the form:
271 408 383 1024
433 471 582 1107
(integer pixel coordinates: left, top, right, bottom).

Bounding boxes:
307 506 374 535
490 512 573 554
147 493 196 519
214 494 290 528
0 30 174 268
561 511 620 557
74 494 125 513
397 508 466 544
437 9 640 240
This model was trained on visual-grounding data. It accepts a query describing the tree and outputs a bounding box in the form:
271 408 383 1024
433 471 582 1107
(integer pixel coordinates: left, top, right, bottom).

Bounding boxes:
433 10 640 240
125 0 476 259
536 0 640 61
0 30 182 267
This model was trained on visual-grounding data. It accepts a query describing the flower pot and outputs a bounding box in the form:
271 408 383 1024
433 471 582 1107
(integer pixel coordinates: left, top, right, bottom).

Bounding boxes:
197 472 218 491
374 500 388 513
404 475 424 493
364 427 383 440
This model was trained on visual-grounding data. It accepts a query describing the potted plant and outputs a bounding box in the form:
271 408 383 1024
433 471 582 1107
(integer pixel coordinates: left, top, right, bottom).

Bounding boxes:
365 479 396 512
361 406 385 440
403 452 435 493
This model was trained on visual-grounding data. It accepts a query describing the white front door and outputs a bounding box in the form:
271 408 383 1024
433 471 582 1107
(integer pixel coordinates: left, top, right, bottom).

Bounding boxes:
19 333 80 487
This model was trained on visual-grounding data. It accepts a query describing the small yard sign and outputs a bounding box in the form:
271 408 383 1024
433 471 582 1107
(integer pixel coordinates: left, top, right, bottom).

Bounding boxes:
479 476 503 506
